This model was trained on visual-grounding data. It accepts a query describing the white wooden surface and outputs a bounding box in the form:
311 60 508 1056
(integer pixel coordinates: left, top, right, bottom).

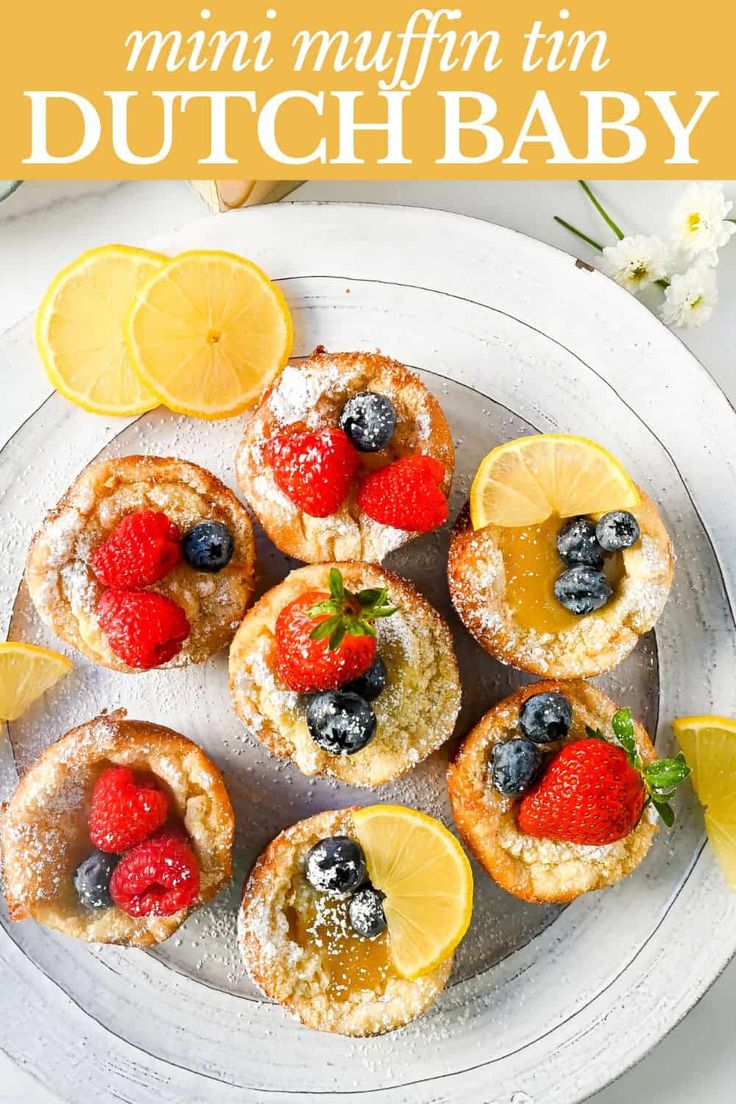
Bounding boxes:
0 181 735 1104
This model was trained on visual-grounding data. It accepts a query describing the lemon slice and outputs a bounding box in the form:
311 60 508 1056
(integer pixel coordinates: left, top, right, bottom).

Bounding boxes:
673 716 736 890
0 642 72 722
353 805 473 979
36 244 164 416
470 433 641 530
127 250 293 420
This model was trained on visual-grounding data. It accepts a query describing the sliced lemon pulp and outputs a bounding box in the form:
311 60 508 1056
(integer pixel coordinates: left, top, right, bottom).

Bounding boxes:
470 434 641 530
673 716 736 890
0 642 72 722
126 249 293 420
353 805 473 979
36 244 164 416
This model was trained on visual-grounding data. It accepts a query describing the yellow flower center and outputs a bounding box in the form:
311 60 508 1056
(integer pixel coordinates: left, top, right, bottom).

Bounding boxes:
688 212 701 233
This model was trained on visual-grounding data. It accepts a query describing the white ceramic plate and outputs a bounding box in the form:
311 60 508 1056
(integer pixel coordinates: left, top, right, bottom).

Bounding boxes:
1 203 736 1104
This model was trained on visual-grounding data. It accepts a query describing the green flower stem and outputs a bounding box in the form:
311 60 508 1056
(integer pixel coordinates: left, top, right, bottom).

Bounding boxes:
553 216 604 252
578 180 626 240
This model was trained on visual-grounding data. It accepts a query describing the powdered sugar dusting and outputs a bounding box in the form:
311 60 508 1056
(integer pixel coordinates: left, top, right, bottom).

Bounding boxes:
235 350 454 564
0 369 671 1055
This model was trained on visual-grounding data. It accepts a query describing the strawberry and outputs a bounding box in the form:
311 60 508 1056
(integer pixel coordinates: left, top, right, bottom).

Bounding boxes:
92 510 181 589
264 428 359 517
518 709 690 845
357 455 448 532
274 567 397 694
518 739 645 845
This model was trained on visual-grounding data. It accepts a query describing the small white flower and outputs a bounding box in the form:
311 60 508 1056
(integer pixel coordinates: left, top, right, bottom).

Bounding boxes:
600 235 670 292
671 182 736 262
661 263 718 328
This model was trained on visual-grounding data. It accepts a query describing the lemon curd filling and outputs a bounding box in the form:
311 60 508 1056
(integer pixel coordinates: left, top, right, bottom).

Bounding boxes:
288 893 392 1000
498 517 624 634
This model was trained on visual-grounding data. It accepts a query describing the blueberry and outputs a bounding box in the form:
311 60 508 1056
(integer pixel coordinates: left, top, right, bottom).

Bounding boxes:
306 691 377 755
554 565 612 615
339 392 397 452
343 656 387 702
490 739 542 796
305 836 367 895
182 520 234 573
348 885 387 938
596 511 641 552
556 517 604 568
74 850 118 910
519 691 572 744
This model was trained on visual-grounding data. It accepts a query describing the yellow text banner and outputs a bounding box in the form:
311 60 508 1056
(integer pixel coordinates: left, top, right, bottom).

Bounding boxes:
2 0 733 178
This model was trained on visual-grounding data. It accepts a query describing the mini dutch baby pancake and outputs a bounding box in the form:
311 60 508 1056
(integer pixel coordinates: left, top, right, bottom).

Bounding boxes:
229 562 461 787
239 805 473 1036
0 713 235 945
26 455 256 671
235 348 454 563
447 681 689 904
448 434 674 678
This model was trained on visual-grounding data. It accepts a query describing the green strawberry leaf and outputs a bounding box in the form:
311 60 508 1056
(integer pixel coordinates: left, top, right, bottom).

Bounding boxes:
643 754 691 794
306 568 398 650
309 598 340 617
356 588 385 606
346 619 376 637
585 725 606 741
651 798 675 828
328 568 344 602
310 615 341 643
612 709 637 757
600 708 689 830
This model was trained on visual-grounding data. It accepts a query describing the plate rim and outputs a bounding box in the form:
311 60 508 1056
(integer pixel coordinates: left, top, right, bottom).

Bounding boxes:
1 200 735 1103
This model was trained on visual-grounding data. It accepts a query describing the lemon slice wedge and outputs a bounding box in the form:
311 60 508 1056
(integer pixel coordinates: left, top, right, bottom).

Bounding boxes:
673 715 736 890
0 642 72 722
36 244 164 416
470 433 641 530
126 249 293 420
353 805 473 979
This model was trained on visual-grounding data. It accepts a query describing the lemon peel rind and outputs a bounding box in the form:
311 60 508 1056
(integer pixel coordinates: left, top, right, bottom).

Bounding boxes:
470 433 641 531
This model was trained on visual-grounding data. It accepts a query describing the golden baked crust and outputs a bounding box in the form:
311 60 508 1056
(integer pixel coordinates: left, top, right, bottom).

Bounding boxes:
0 713 234 946
235 349 454 563
239 807 452 1036
447 681 658 904
229 562 461 787
447 494 674 678
26 455 256 671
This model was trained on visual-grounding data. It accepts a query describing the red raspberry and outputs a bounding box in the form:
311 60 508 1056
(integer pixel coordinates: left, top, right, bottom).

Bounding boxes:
109 831 200 917
357 455 448 533
88 766 169 853
98 588 190 669
264 428 359 517
92 510 181 589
